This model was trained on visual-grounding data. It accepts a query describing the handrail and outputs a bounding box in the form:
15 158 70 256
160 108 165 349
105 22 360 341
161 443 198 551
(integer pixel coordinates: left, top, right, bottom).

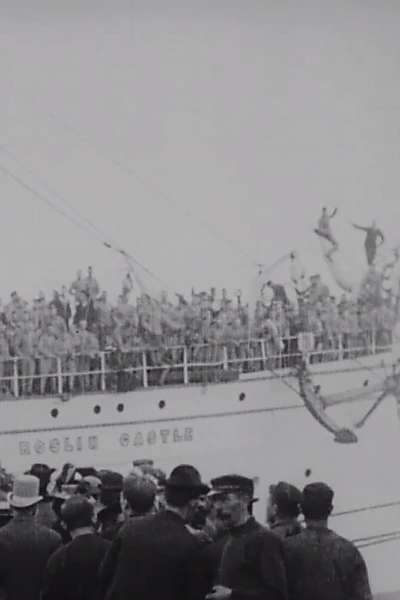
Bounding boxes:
0 330 393 399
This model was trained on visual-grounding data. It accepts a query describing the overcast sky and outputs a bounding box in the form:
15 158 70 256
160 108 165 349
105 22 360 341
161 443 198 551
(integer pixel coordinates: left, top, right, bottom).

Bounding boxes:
1 0 399 302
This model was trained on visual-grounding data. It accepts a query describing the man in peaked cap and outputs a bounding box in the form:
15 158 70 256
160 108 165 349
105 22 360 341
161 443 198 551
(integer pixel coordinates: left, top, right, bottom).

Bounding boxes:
0 475 61 600
283 482 372 600
267 482 302 539
206 474 287 600
99 464 212 600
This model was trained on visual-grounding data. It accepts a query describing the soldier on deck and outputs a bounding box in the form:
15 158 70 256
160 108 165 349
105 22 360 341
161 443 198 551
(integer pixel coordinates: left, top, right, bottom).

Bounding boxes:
75 320 100 391
38 325 58 395
14 320 38 396
314 207 339 261
0 323 12 394
54 329 76 393
351 219 384 266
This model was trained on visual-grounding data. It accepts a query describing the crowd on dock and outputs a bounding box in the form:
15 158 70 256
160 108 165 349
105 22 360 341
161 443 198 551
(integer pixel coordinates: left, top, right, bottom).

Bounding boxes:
0 460 372 600
0 265 396 395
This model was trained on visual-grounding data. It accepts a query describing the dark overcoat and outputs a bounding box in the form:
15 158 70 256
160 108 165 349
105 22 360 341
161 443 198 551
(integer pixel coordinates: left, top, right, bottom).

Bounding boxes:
41 532 110 600
99 508 211 600
217 517 288 600
283 526 372 600
0 512 61 600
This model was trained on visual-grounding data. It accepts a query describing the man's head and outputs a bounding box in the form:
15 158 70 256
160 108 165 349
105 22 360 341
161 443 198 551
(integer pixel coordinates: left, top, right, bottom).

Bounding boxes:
76 475 102 505
186 494 210 529
267 481 302 525
121 474 156 517
208 475 256 528
164 465 209 517
26 464 55 497
8 474 43 516
301 482 334 522
61 496 95 533
98 471 123 507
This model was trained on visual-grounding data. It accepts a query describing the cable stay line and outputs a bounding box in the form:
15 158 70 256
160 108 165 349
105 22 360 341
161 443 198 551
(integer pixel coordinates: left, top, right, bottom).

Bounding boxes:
0 145 117 251
4 79 261 268
0 160 177 296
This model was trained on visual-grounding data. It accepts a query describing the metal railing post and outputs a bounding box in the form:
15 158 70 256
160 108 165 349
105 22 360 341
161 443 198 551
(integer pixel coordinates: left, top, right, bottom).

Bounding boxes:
100 352 106 392
222 346 228 370
260 338 267 370
142 351 148 388
57 357 63 395
13 358 19 398
183 346 189 385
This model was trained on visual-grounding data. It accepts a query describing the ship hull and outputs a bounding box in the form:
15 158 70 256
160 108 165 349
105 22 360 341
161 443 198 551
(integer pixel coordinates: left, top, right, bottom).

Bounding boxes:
1 350 399 595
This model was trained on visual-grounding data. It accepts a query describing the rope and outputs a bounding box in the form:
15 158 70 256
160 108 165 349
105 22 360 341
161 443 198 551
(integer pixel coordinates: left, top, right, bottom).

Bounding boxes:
4 80 261 268
0 158 179 297
332 499 400 518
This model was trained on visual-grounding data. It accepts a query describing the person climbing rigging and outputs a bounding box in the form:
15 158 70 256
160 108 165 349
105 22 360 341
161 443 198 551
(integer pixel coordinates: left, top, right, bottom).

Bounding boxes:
314 207 339 261
351 219 385 266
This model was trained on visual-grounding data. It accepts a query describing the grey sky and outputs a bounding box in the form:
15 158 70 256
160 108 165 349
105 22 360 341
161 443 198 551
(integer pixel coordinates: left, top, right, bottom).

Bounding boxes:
1 0 399 301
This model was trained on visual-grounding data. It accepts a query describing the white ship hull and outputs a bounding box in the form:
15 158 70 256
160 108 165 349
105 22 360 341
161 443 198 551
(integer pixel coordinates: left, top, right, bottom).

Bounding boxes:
1 349 400 596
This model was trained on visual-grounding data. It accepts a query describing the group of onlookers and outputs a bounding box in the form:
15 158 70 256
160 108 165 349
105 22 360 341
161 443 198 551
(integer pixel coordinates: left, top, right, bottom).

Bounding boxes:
0 459 372 600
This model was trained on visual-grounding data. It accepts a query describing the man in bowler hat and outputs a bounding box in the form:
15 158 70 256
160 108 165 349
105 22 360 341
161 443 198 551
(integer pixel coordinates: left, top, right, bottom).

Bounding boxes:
283 482 372 600
96 471 124 541
99 464 212 600
206 474 287 600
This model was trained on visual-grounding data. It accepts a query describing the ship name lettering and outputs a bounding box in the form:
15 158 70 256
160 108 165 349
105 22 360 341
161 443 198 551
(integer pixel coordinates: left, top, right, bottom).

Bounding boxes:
19 435 99 456
119 427 193 448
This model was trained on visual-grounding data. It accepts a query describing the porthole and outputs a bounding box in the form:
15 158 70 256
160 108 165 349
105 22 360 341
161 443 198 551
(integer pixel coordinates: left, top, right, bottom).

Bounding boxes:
51 408 59 418
158 400 166 409
239 393 246 402
94 405 101 414
305 468 312 478
117 403 124 412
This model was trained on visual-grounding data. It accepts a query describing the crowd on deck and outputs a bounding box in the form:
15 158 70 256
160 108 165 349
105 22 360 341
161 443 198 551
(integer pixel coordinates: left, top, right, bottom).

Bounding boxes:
0 265 396 395
0 460 373 600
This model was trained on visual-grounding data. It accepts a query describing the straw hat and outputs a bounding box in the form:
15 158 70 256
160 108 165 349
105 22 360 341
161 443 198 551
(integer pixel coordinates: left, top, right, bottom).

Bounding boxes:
7 475 43 508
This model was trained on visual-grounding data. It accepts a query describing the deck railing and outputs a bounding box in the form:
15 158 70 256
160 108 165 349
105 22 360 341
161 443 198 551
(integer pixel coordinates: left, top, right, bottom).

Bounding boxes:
0 329 393 399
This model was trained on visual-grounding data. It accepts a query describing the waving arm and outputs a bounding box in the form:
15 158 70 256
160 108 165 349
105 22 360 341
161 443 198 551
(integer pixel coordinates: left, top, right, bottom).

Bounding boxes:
351 222 368 232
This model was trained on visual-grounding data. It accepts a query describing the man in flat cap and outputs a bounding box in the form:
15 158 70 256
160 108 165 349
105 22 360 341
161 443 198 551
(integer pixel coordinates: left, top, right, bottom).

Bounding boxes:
206 474 287 600
267 482 302 539
283 482 372 600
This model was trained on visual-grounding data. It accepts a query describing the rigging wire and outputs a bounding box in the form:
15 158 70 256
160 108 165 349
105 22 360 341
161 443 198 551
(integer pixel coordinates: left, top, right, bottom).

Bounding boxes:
0 145 117 250
0 160 177 295
4 79 262 269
